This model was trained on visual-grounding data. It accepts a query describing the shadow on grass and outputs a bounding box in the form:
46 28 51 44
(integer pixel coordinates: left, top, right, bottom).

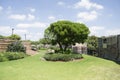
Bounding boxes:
114 61 120 65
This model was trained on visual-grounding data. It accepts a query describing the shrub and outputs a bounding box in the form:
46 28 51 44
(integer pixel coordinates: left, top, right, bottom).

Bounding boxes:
43 53 83 61
0 52 28 62
5 52 27 60
0 53 8 62
6 41 26 53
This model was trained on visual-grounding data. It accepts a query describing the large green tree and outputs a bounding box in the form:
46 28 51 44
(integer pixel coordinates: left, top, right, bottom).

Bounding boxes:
44 20 90 52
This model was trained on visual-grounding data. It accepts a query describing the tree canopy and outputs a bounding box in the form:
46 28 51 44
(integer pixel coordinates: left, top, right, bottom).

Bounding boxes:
86 35 98 51
44 20 90 52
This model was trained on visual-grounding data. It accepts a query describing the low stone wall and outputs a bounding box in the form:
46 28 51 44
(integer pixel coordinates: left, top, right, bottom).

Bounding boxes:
0 39 15 52
0 39 31 52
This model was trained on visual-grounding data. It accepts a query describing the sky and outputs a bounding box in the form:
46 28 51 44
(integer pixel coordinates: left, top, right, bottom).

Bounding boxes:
0 0 120 41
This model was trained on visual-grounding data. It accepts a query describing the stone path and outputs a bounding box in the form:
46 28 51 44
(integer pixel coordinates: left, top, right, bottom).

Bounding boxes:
26 49 37 55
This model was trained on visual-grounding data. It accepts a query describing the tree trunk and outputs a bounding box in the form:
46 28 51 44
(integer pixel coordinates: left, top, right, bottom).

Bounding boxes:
58 42 63 52
64 45 68 52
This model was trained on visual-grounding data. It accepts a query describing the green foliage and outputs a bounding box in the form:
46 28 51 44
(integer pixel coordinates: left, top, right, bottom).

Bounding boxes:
0 52 27 62
45 20 90 52
8 34 21 40
44 53 83 61
6 41 26 53
31 41 39 45
5 52 26 60
86 35 98 50
86 35 98 55
0 53 8 62
0 35 5 39
39 38 51 44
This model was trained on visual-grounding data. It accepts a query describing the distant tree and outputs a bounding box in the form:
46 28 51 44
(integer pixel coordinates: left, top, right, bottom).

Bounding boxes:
39 38 51 45
0 35 5 39
86 35 98 55
31 41 39 45
44 20 90 52
8 34 21 40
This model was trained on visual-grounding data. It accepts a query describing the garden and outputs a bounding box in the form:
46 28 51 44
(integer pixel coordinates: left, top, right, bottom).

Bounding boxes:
0 20 120 80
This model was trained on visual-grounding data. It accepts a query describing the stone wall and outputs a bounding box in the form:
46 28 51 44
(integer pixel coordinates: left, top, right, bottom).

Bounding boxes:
0 39 15 52
98 35 120 61
0 39 31 52
22 41 31 50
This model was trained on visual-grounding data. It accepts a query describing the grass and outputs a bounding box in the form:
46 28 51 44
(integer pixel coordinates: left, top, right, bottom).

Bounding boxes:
0 50 120 80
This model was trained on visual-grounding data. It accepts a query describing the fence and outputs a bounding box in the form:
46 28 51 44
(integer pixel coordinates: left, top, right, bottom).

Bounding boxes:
98 35 120 61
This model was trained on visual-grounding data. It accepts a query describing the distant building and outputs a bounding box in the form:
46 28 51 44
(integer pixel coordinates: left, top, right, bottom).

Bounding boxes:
72 43 87 54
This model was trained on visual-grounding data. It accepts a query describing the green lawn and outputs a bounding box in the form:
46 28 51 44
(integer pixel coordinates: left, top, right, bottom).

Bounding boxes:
0 50 120 80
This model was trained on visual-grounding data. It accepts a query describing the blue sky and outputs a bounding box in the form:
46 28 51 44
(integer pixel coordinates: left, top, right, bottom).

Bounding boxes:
0 0 120 41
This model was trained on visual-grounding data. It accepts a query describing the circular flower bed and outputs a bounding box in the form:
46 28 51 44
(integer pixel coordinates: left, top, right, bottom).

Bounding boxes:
43 53 83 62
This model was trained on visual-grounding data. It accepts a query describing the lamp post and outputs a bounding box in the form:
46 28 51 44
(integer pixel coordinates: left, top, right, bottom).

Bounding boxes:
25 34 26 40
12 28 14 35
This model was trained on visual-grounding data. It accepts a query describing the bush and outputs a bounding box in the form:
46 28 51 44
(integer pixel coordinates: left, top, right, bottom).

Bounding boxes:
43 53 83 61
6 41 26 53
0 52 28 62
0 53 8 62
5 52 27 60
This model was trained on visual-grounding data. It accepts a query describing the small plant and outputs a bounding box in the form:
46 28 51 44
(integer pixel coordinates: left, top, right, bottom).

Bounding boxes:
6 41 26 53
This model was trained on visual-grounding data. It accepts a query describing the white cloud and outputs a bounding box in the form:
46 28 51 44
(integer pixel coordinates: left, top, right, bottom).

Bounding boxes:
0 26 11 35
16 22 47 28
26 32 43 41
14 29 28 34
27 14 35 20
0 6 3 11
57 1 65 6
89 26 120 37
0 26 29 38
29 8 36 13
74 0 103 10
9 14 35 21
6 6 12 14
9 14 26 20
89 26 105 36
77 11 98 21
105 29 120 36
48 16 56 20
